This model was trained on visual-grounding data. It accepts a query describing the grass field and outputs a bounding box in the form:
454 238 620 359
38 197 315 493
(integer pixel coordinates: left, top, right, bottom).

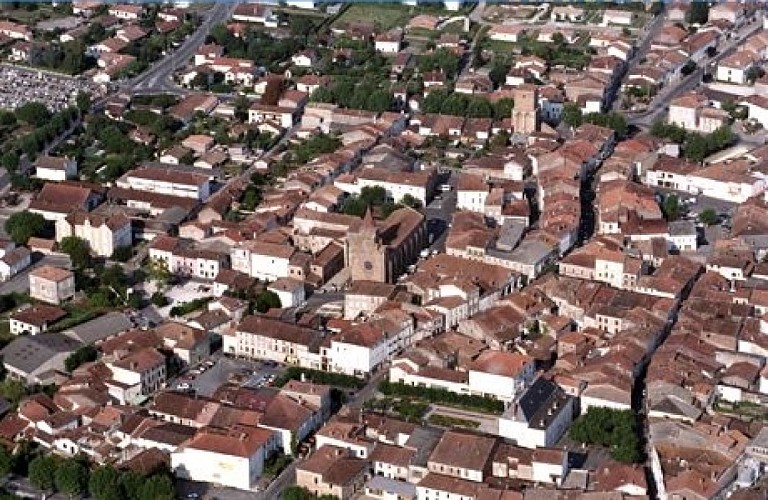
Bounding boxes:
334 3 414 30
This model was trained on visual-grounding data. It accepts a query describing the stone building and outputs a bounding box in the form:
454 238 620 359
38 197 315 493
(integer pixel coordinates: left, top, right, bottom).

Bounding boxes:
346 207 426 283
512 84 540 135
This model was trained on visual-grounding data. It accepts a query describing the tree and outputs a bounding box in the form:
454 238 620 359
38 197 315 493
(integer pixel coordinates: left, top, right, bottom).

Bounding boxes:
89 465 123 500
136 473 175 500
111 246 133 262
255 290 281 313
746 67 766 84
15 102 51 127
562 102 583 128
55 458 88 498
0 446 12 476
146 258 171 287
488 62 509 88
65 345 98 372
493 98 514 121
60 236 91 269
399 194 422 209
151 291 169 307
28 455 58 491
687 2 709 24
662 194 681 221
681 60 697 76
699 208 719 226
75 91 91 113
683 132 709 163
569 407 642 463
466 97 494 118
4 211 45 245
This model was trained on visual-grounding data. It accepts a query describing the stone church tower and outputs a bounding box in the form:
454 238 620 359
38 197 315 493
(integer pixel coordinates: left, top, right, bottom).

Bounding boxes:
511 84 540 135
347 208 387 282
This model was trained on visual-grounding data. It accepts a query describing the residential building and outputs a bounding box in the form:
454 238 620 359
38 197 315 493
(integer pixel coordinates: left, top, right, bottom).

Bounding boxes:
34 156 77 181
55 210 132 258
172 426 279 491
107 347 166 397
29 266 75 305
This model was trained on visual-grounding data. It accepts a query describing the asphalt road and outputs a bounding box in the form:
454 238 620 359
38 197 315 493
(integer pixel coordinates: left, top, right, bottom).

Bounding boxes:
129 2 237 94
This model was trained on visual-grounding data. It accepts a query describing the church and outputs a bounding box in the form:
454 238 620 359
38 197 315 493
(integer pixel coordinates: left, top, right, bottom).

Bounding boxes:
346 207 427 283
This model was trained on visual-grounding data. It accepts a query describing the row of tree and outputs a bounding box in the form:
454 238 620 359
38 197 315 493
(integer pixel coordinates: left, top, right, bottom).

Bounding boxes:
421 89 514 121
1 104 80 174
650 121 736 163
310 79 393 114
379 381 505 414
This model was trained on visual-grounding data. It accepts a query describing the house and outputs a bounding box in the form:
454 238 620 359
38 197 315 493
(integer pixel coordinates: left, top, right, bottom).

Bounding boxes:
744 95 768 128
149 236 226 281
29 266 75 305
267 278 305 308
0 248 31 281
172 426 279 491
667 92 729 133
154 322 209 366
230 241 295 281
602 9 634 26
717 51 755 84
375 30 403 54
488 24 525 43
291 50 317 68
29 182 104 221
248 103 295 129
498 376 575 449
1 333 81 385
709 2 746 26
427 431 496 482
116 165 212 201
107 347 166 397
233 315 324 368
55 210 132 258
296 446 369 498
0 21 32 41
108 4 144 20
550 5 584 22
231 4 276 26
9 305 66 336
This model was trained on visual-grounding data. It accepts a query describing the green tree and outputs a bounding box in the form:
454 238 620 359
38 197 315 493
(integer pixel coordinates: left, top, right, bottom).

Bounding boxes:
0 446 12 476
699 208 719 226
399 194 422 209
662 194 681 221
4 211 46 245
569 407 642 463
562 102 583 128
55 458 89 498
60 236 91 269
111 246 133 262
137 473 175 500
493 98 514 121
421 89 450 114
255 290 282 313
15 102 51 127
488 62 509 88
466 97 494 118
75 91 91 113
0 379 27 406
683 132 709 162
28 455 58 491
89 465 122 500
146 258 171 286
687 2 709 24
65 345 98 372
681 60 697 76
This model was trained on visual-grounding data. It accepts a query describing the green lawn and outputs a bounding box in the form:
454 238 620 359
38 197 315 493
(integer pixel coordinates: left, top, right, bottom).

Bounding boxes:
333 3 413 31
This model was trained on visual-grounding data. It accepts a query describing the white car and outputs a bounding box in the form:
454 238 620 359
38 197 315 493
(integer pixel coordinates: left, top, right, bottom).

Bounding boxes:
439 184 452 192
177 383 191 390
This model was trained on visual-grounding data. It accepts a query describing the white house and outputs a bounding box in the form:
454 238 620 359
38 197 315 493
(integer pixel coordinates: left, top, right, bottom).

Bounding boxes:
116 166 211 201
0 247 31 281
717 51 755 85
497 377 575 449
468 351 535 403
55 211 132 258
267 278 305 308
374 31 402 54
171 426 279 491
230 241 294 281
35 155 77 181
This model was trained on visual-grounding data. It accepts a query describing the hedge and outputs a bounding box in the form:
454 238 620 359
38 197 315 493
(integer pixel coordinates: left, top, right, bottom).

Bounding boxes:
379 381 504 414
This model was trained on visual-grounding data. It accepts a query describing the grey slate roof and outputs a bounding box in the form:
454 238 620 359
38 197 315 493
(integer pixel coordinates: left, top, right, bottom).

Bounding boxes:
63 312 133 344
1 333 82 374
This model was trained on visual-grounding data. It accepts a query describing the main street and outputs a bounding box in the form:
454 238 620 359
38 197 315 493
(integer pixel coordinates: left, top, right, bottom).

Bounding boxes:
128 2 238 94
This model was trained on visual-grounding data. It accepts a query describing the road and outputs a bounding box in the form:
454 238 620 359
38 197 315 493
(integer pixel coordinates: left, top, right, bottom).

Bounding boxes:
129 2 237 94
612 10 666 112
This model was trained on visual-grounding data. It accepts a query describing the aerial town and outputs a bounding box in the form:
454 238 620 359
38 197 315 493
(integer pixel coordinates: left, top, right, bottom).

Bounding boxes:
0 1 765 499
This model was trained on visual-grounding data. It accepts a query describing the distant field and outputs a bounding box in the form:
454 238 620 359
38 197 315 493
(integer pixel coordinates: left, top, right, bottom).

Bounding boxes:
333 3 413 30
